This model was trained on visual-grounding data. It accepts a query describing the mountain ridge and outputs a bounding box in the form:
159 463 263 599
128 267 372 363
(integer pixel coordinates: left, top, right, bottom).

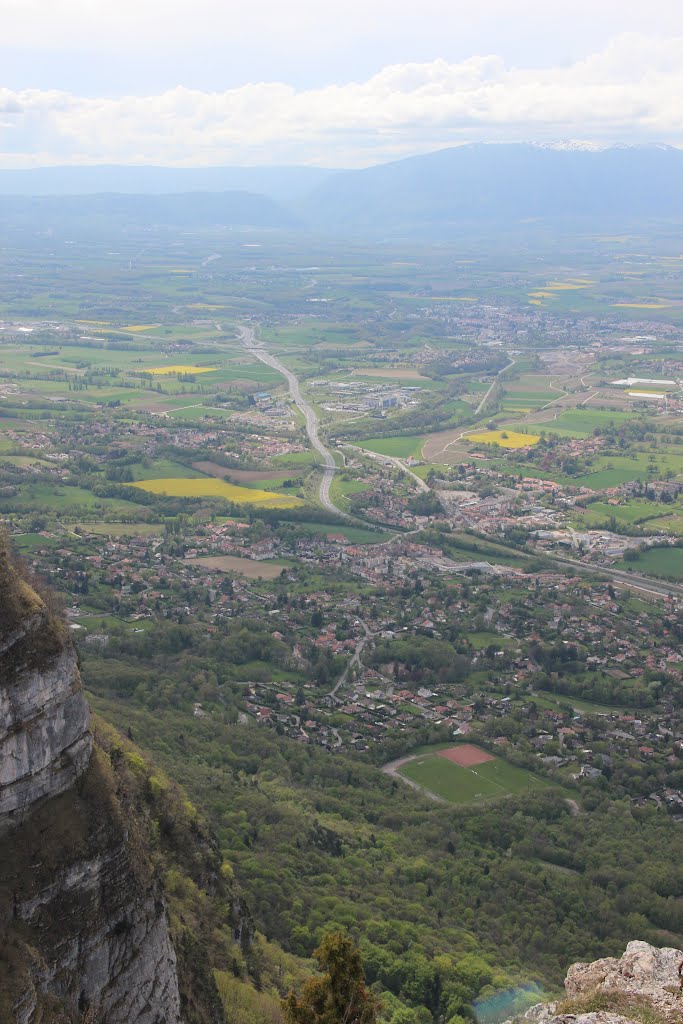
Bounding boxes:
3 143 682 236
299 142 683 232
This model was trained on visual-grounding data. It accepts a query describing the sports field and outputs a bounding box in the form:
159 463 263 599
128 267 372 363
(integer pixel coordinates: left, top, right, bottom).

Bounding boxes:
396 744 552 804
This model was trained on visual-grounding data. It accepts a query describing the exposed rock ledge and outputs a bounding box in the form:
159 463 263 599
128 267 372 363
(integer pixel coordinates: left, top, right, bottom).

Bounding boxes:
0 542 183 1023
0 558 92 832
511 941 683 1024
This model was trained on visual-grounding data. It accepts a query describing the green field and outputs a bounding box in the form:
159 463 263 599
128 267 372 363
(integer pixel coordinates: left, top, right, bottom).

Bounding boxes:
398 748 553 804
0 483 144 514
293 521 393 544
548 408 634 434
614 545 683 580
74 522 163 537
356 435 425 458
128 458 204 481
572 450 683 488
571 498 681 531
468 631 518 650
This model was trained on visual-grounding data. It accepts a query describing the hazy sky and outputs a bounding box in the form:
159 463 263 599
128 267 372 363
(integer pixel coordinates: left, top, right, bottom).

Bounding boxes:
1 0 682 166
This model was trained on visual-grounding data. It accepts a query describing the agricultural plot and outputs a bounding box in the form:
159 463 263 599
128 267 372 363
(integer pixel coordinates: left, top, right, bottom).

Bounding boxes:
351 368 428 381
547 408 634 434
466 429 540 449
185 555 288 579
614 546 683 580
356 435 426 459
292 521 393 544
570 499 676 530
396 744 552 804
0 483 144 515
74 522 163 538
192 462 291 484
129 477 303 508
145 365 218 375
128 459 205 481
572 450 683 489
500 374 559 412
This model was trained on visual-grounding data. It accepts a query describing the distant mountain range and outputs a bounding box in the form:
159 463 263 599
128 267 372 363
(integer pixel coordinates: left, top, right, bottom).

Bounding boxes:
0 164 335 201
2 144 682 236
300 143 683 232
0 190 296 231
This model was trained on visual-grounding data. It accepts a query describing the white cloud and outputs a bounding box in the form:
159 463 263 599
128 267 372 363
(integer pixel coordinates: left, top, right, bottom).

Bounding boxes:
1 33 682 167
2 0 682 51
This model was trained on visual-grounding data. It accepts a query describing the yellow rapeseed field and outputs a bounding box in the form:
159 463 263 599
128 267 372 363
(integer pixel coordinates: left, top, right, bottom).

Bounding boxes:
146 365 217 375
544 280 594 291
467 429 540 449
130 477 303 508
122 324 160 331
611 302 672 309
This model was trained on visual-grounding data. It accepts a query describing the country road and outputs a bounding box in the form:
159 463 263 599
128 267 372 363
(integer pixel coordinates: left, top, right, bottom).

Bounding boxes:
329 617 374 703
341 443 430 493
475 358 517 416
239 326 348 518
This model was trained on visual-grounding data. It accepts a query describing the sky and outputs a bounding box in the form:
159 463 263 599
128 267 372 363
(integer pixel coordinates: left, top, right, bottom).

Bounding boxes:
1 0 682 167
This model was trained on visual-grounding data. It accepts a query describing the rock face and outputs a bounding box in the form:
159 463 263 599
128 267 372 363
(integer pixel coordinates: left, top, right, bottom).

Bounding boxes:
0 604 92 830
0 544 183 1024
513 941 683 1024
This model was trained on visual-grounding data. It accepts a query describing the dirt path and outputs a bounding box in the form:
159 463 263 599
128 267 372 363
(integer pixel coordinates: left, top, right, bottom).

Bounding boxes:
381 756 447 803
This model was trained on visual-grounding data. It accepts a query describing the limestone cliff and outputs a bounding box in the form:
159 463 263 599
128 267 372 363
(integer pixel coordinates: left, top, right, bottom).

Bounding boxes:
0 543 184 1024
0 549 92 830
510 941 683 1024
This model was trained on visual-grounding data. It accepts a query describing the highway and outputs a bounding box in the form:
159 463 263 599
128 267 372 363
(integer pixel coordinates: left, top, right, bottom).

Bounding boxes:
239 326 347 518
239 327 682 601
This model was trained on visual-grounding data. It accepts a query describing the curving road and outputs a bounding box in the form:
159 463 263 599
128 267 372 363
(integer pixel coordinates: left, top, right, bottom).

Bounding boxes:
381 757 446 803
341 443 430 493
239 326 347 518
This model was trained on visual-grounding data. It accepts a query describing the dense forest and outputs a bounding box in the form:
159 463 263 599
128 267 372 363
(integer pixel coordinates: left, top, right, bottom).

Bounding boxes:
90 670 683 1024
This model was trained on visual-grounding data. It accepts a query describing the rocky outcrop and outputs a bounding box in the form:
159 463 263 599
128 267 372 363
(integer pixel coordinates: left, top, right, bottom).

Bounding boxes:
0 632 92 830
8 814 182 1024
512 941 683 1024
0 542 184 1024
0 548 93 831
